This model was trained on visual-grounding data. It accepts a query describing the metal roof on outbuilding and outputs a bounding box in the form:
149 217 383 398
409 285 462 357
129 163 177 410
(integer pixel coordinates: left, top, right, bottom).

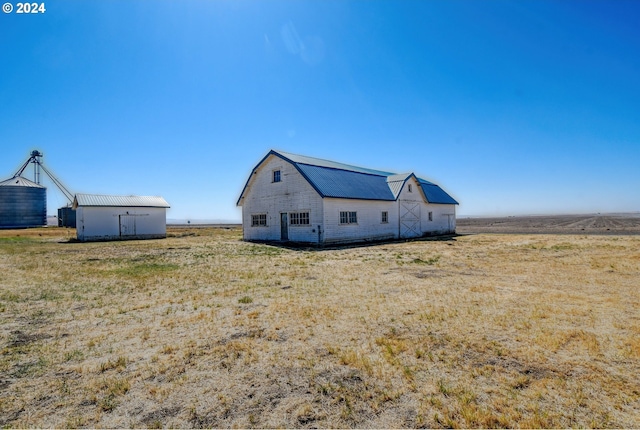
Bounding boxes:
73 194 170 209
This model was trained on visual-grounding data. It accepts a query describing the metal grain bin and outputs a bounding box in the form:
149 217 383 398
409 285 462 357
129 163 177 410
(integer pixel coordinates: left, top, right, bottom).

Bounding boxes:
57 205 76 228
0 176 47 228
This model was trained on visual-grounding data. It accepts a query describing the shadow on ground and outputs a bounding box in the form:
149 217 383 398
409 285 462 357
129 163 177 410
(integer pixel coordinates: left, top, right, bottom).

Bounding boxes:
246 233 461 252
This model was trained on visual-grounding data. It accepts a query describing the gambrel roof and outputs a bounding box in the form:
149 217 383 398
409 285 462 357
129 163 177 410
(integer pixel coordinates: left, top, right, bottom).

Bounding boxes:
237 150 458 205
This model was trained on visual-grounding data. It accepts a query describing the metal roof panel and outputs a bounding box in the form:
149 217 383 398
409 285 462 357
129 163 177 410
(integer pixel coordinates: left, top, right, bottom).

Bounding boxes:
386 180 405 199
0 176 45 188
278 151 394 176
74 194 170 208
417 180 459 205
297 164 396 200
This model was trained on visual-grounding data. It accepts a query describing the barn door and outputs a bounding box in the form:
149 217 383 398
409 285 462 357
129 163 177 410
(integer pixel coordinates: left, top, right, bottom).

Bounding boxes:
119 215 136 237
280 213 288 241
399 201 421 238
446 213 454 233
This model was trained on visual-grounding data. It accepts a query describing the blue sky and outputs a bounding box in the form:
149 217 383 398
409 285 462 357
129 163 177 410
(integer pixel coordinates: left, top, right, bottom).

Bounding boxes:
2 0 639 220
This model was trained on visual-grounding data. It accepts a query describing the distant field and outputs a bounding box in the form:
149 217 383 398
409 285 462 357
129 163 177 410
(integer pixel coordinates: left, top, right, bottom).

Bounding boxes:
457 213 640 235
0 226 639 428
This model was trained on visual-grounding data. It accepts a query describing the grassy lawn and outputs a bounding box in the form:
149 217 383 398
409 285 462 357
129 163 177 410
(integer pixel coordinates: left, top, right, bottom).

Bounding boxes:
0 227 638 428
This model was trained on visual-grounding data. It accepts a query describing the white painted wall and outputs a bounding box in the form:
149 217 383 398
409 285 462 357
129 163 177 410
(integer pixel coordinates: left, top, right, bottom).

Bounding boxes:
241 155 323 243
398 176 423 202
323 198 398 244
76 206 167 242
419 203 456 235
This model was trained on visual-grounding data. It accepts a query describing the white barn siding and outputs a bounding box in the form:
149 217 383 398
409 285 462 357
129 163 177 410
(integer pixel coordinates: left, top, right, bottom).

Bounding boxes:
398 177 422 201
420 203 456 235
323 198 397 244
76 206 167 242
241 155 323 243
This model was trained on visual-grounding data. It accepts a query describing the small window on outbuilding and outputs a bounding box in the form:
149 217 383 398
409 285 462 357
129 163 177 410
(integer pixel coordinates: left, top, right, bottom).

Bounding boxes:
273 170 281 183
381 211 388 223
428 211 433 221
408 184 413 192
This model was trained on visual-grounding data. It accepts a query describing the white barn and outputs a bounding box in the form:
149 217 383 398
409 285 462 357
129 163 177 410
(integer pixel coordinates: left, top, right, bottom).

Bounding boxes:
73 194 170 242
237 150 458 245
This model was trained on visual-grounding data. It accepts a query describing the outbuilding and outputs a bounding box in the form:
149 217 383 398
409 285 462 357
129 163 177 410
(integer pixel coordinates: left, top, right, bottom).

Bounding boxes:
73 194 170 242
237 150 458 245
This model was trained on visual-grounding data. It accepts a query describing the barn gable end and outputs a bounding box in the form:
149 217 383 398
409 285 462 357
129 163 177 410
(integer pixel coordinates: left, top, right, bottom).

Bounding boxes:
239 154 324 243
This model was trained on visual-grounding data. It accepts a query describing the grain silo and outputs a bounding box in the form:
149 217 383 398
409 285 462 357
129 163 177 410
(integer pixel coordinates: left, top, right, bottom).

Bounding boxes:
57 205 76 227
0 175 47 228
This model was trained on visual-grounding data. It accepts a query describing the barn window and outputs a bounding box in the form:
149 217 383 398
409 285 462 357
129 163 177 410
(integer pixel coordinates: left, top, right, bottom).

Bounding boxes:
273 170 281 183
340 211 357 224
381 211 388 223
290 212 310 226
408 184 413 192
251 214 267 226
428 211 433 221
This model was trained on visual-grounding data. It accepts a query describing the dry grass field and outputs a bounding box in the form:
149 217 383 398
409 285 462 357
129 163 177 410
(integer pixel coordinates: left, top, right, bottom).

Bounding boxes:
0 226 639 428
